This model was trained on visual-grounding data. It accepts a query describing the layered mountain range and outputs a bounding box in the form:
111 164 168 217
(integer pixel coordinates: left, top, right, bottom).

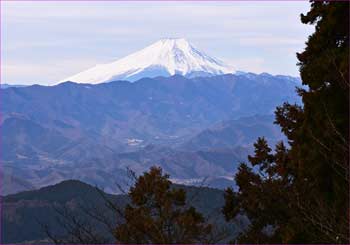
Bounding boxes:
2 72 300 195
2 38 302 195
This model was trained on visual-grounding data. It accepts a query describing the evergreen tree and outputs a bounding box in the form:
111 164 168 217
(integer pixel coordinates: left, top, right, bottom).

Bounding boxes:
114 166 212 243
223 1 349 243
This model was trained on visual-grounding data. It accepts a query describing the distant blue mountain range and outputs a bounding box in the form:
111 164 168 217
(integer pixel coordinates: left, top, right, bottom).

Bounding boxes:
2 73 302 195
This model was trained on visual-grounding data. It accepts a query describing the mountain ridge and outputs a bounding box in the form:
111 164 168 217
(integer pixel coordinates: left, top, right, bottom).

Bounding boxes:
2 73 300 195
3 179 246 244
61 38 234 84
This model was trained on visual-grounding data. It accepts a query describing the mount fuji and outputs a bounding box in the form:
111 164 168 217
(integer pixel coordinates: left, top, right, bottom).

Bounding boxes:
61 38 235 84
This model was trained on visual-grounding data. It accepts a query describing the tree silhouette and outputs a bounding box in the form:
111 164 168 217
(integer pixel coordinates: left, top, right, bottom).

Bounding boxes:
223 1 349 243
114 166 213 243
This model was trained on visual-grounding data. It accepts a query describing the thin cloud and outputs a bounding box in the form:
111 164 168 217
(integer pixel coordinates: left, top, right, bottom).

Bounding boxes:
2 1 312 84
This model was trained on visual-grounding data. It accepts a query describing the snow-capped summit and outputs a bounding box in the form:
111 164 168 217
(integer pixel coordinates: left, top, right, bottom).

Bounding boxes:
61 38 234 84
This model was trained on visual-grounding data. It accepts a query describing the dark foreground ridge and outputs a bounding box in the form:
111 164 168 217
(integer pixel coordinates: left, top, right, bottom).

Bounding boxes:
2 179 247 244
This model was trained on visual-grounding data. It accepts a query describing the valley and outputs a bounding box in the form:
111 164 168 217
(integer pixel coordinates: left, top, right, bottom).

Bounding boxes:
2 73 299 195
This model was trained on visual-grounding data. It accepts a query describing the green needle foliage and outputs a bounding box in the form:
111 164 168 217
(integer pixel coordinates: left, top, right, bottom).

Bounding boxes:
223 1 349 243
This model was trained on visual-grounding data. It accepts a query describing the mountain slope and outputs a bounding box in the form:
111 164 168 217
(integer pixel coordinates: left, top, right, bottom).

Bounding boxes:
2 73 300 195
3 74 300 144
2 180 245 243
182 114 285 151
61 38 234 83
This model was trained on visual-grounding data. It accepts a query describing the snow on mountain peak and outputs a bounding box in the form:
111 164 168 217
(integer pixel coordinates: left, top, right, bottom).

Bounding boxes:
61 38 234 84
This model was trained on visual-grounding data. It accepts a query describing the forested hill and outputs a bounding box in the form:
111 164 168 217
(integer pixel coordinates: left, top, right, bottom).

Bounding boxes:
2 180 246 244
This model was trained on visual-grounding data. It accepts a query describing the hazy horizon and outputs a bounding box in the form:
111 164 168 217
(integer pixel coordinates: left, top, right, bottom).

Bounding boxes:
2 1 313 85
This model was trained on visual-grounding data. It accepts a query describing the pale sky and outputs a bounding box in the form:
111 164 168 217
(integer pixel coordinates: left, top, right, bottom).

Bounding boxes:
2 1 313 85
